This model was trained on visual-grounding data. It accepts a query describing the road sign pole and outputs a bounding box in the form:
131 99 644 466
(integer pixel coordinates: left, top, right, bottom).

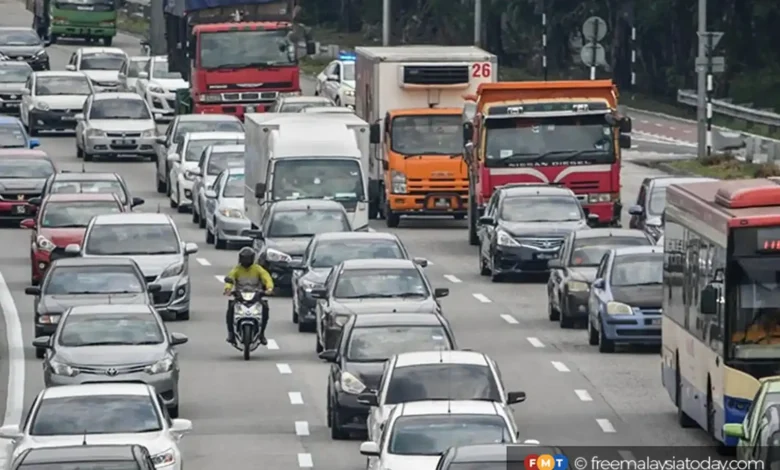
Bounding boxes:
696 0 707 158
590 20 599 80
541 0 547 80
706 33 714 156
382 0 390 45
630 26 636 87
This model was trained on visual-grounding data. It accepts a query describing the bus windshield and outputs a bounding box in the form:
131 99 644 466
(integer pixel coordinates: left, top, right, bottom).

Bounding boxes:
731 257 780 359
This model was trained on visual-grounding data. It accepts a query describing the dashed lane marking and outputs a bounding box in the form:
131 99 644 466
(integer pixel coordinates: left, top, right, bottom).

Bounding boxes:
551 361 570 372
276 363 292 374
214 275 223 283
288 392 304 405
295 421 310 436
298 453 313 467
596 418 616 433
500 314 518 324
640 120 649 124
472 293 491 303
443 274 462 283
654 123 663 127
195 258 210 266
575 389 593 402
267 339 280 350
526 337 544 348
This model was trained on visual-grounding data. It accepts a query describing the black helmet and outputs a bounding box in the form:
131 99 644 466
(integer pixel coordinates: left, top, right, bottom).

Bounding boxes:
238 247 255 268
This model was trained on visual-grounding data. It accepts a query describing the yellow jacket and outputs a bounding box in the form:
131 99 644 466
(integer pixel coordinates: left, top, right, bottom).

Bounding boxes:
224 264 274 292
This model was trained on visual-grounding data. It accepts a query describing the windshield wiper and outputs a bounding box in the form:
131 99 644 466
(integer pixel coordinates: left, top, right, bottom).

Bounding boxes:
77 341 130 346
131 340 163 345
140 250 178 255
66 291 105 294
48 224 85 228
340 294 395 299
272 234 313 238
625 282 662 286
392 292 426 297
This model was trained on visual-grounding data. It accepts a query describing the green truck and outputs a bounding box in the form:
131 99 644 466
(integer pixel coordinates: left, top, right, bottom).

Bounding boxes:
27 0 117 45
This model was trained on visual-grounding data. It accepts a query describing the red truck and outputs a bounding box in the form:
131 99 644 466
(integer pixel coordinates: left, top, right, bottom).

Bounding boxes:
461 80 632 245
164 0 315 118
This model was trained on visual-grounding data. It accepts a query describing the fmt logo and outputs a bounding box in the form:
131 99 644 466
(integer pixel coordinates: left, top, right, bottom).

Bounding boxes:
524 454 568 470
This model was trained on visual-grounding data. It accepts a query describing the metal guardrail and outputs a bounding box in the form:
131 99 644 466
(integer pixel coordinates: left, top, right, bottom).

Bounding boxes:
677 89 780 128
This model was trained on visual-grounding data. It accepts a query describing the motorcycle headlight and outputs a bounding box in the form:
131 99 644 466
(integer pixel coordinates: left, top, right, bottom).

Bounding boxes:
151 448 176 467
606 301 634 315
390 170 406 194
340 371 366 395
86 128 105 137
36 235 56 252
49 360 78 377
567 280 590 292
142 129 156 137
33 100 49 111
148 85 164 94
160 261 184 278
146 356 174 375
496 229 519 247
219 208 243 218
300 278 319 293
264 248 291 263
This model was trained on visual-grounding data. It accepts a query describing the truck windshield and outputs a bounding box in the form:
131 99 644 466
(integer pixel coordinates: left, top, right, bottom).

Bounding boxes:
483 114 615 167
53 0 115 11
272 159 364 201
199 30 295 70
730 256 780 359
391 115 462 156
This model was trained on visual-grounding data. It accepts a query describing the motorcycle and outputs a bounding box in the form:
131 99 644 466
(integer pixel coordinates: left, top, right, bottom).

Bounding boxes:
224 276 269 360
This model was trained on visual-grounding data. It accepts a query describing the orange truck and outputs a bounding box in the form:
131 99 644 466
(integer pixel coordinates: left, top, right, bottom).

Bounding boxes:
354 46 497 227
461 80 632 245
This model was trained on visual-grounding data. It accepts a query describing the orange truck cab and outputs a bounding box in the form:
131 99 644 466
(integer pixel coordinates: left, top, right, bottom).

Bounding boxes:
355 46 497 227
462 80 632 245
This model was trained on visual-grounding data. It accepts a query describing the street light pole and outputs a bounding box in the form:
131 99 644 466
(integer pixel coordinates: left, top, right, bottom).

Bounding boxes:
382 0 390 45
696 0 707 158
541 0 547 80
474 0 482 46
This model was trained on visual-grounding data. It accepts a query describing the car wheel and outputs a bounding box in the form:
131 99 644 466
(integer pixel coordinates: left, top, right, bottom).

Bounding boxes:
76 144 83 159
156 176 166 194
587 317 599 345
548 300 560 321
479 251 490 276
83 149 93 162
28 119 37 136
598 316 615 353
192 205 200 224
35 347 45 359
198 212 206 229
205 225 215 244
330 405 349 440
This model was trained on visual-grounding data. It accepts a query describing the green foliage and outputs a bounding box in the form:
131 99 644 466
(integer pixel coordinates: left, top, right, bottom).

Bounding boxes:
669 154 780 179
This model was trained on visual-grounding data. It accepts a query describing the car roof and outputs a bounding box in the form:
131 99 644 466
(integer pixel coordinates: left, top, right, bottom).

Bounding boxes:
763 378 780 393
185 131 244 140
650 176 717 188
611 246 663 256
79 47 125 55
49 256 138 267
41 382 152 399
0 149 47 157
394 350 488 367
574 228 649 239
51 172 119 181
271 199 345 211
178 114 240 122
341 258 416 269
499 184 576 197
44 193 121 203
92 92 143 101
66 304 154 316
353 313 445 327
91 213 171 225
451 444 564 463
128 56 150 62
315 231 398 241
21 445 138 464
397 400 501 416
208 144 244 153
281 96 333 104
33 71 88 78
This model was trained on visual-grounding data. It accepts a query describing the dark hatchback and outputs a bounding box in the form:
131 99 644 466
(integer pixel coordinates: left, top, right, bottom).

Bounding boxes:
0 27 49 71
477 185 595 281
11 444 156 470
319 312 456 439
0 149 53 220
37 170 144 212
547 228 652 328
436 444 564 470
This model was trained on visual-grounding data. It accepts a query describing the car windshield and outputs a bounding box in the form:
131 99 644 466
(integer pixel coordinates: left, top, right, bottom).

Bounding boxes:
85 223 180 255
610 253 663 286
41 201 122 228
0 64 31 83
346 326 451 361
49 180 126 203
385 364 501 404
35 76 92 96
207 152 243 175
0 29 40 46
44 266 145 295
126 59 149 78
151 60 181 79
311 240 403 268
569 236 651 267
391 114 462 156
173 121 243 142
59 313 163 346
0 158 53 177
268 210 350 237
500 196 583 223
81 54 125 71
272 158 364 201
0 123 27 148
186 138 242 161
53 0 115 11
222 174 244 198
199 29 295 69
335 268 428 299
90 99 150 120
30 395 161 435
279 101 333 112
20 463 140 470
388 415 511 455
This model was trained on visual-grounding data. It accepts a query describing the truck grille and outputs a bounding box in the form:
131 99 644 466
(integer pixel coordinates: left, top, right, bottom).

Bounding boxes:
401 65 469 86
568 180 601 191
220 91 277 102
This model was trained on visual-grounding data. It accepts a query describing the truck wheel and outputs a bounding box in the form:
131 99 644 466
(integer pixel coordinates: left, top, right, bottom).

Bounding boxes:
468 193 479 246
368 201 378 219
102 37 112 46
49 34 57 44
385 208 400 228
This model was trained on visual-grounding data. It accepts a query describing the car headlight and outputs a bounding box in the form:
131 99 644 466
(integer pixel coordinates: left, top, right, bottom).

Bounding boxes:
340 371 366 395
333 313 350 326
300 278 319 293
86 128 105 137
151 448 176 467
264 248 291 263
278 91 301 97
343 89 354 97
390 170 406 194
146 356 174 374
606 301 634 315
36 235 56 252
142 129 156 137
567 280 590 292
183 170 197 181
148 85 164 94
34 49 47 58
49 360 78 377
38 314 61 324
33 101 49 111
219 208 243 218
160 261 184 278
588 193 612 203
496 229 519 247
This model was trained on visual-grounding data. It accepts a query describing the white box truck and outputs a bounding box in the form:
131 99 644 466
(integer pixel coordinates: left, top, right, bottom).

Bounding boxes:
354 46 497 227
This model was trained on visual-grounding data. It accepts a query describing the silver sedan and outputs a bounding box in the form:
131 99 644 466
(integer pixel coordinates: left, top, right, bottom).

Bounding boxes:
204 167 251 249
75 92 157 161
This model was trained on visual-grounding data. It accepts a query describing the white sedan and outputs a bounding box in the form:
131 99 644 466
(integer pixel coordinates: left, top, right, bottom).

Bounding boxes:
0 382 192 470
314 56 355 108
135 55 188 121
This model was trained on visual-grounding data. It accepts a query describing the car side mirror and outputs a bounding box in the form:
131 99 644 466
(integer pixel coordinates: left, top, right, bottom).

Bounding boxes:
619 116 632 133
478 216 495 226
287 259 304 270
434 287 449 298
74 113 84 121
413 257 428 268
184 242 198 255
593 278 605 289
28 197 41 206
700 284 719 315
32 336 51 349
326 74 338 81
628 205 643 216
65 64 75 71
131 197 144 207
169 418 192 435
369 123 380 144
507 391 526 404
64 244 81 255
19 218 35 229
0 425 23 440
462 122 473 144
548 259 562 269
359 441 380 457
25 286 41 296
318 349 337 362
310 287 327 299
138 72 148 79
357 392 378 406
170 332 189 346
147 283 162 293
254 182 266 195
204 189 217 199
619 134 631 149
586 213 599 227
29 138 40 148
167 153 180 163
155 136 166 144
240 229 264 240
306 41 316 55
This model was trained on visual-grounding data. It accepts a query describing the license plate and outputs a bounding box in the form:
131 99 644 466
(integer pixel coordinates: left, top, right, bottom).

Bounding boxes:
651 318 661 326
13 205 26 214
536 253 556 260
112 139 133 145
61 116 74 121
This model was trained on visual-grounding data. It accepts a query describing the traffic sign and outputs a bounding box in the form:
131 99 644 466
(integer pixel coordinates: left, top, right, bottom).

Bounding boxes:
582 17 607 42
698 31 724 51
580 43 606 67
694 56 725 73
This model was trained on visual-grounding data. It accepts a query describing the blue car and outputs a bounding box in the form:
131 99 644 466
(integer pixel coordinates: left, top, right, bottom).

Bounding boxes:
0 116 39 149
586 245 663 353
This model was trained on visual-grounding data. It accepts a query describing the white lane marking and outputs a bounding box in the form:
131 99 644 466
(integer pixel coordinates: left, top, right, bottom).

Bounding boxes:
640 120 649 124
472 293 491 303
526 337 544 348
267 339 279 350
214 275 223 283
551 361 570 372
500 314 518 324
443 274 462 283
195 258 210 266
276 363 292 374
295 421 310 436
654 123 663 127
684 129 692 133
618 450 636 461
669 126 676 130
288 392 304 405
575 389 593 402
596 418 616 433
298 453 313 467
0 270 24 427
368 227 375 232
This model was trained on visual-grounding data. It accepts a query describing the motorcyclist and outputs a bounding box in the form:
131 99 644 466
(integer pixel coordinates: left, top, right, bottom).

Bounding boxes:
223 247 274 345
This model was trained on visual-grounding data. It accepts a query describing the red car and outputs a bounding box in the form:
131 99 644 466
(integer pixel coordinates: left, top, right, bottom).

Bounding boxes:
21 192 125 285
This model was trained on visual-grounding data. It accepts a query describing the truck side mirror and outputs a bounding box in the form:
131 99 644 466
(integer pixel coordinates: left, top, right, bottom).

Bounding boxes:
462 122 473 144
369 123 380 144
620 117 632 133
254 182 266 196
619 134 631 149
381 160 388 171
306 41 316 55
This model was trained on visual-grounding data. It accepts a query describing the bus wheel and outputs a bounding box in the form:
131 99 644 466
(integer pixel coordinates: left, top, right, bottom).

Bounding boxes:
675 356 696 428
